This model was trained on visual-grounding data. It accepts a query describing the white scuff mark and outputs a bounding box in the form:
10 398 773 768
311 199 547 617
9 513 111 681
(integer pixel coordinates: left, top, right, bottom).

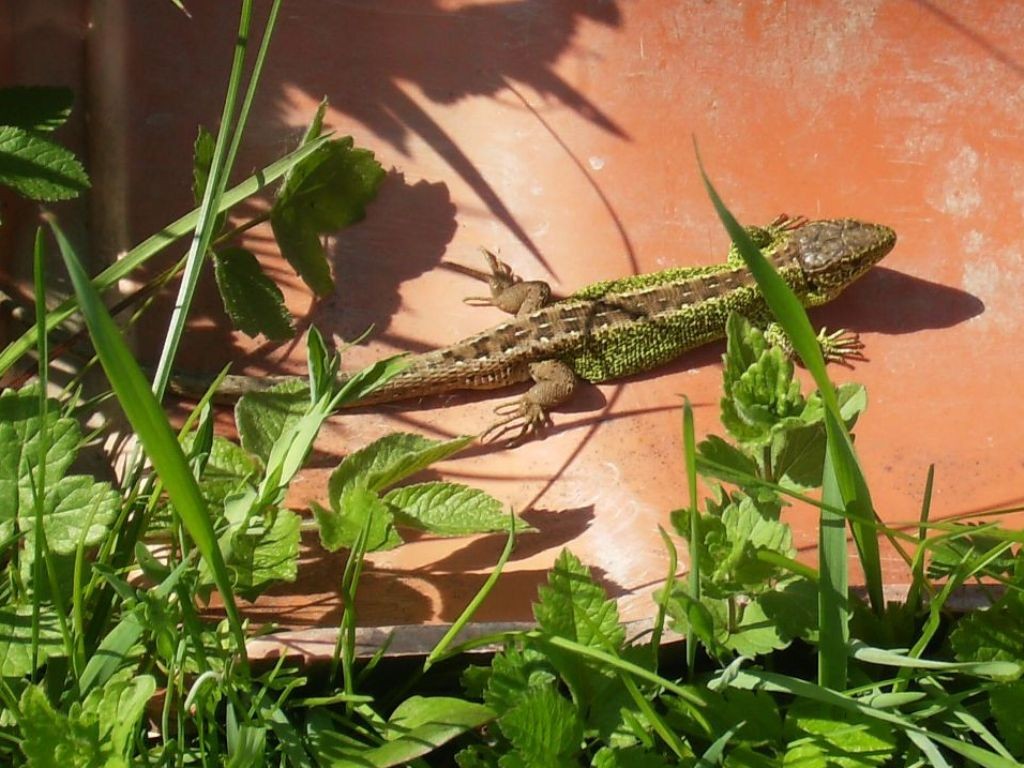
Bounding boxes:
588 156 606 171
928 146 982 217
961 233 1023 336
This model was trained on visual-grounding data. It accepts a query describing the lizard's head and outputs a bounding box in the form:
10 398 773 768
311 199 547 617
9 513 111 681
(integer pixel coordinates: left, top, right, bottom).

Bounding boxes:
786 219 896 301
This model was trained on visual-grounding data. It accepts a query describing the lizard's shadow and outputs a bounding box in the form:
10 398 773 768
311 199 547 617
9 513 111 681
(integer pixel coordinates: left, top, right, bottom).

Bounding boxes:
811 266 984 335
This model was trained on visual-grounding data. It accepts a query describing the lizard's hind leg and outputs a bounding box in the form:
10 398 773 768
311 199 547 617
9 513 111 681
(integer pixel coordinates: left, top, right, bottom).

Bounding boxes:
480 360 577 445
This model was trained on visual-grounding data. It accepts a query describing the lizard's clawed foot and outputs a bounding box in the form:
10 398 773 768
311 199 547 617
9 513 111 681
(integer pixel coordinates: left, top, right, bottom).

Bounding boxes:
480 398 551 447
817 327 866 366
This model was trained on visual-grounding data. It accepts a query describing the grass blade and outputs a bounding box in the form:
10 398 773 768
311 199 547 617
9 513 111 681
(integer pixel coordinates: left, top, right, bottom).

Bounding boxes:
45 215 248 668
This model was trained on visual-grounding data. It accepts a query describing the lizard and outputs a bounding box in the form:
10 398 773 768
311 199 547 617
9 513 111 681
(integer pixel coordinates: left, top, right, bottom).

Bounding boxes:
194 214 896 442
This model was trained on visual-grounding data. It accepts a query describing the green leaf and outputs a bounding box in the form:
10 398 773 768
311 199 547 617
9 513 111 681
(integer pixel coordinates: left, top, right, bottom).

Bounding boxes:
723 346 805 446
0 125 90 201
0 605 63 677
26 475 120 555
0 385 80 543
592 746 675 768
384 481 529 536
951 601 1024 664
192 125 216 204
19 686 106 768
695 434 759 487
783 702 896 767
313 486 400 552
235 379 309 464
213 246 294 340
989 681 1024 756
484 646 558 715
229 508 301 596
270 135 385 295
0 86 73 131
193 435 263 505
329 432 472 501
534 550 625 652
85 673 157 758
498 685 584 766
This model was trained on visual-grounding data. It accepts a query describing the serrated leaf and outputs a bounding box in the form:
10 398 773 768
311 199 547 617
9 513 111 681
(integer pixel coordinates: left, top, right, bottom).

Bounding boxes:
0 86 73 131
229 508 301 597
0 606 63 677
951 602 1024 664
725 347 805 445
712 497 794 589
22 474 120 555
534 550 625 651
770 422 827 491
722 598 791 657
329 432 472 502
0 125 89 201
989 681 1024 756
20 686 106 768
0 386 81 542
783 703 896 767
484 646 558 715
213 247 294 340
270 135 385 296
498 685 583 765
193 435 263 504
313 486 400 552
235 379 309 464
696 434 759 483
85 673 157 757
384 481 529 536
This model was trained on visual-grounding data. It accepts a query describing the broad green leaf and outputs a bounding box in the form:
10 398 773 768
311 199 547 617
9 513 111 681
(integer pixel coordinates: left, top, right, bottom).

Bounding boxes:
193 435 263 505
0 385 80 542
592 745 675 767
534 549 625 652
783 702 896 767
722 598 791 657
384 481 529 536
270 135 385 295
990 681 1024 756
229 508 301 596
951 601 1024 664
695 434 759 484
23 475 120 555
313 486 400 552
0 605 62 677
484 646 558 716
0 86 73 131
498 685 583 765
86 673 157 758
663 686 782 747
0 125 90 200
235 379 309 464
718 497 794 587
20 686 108 768
329 433 473 501
213 246 294 340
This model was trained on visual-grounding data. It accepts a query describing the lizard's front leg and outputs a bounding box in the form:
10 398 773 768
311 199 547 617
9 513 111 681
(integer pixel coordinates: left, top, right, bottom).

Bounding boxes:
763 322 866 365
481 360 577 444
464 249 551 317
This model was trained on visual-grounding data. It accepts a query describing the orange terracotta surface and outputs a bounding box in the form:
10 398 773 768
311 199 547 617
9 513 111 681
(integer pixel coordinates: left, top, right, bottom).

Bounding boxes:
5 2 1024 642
